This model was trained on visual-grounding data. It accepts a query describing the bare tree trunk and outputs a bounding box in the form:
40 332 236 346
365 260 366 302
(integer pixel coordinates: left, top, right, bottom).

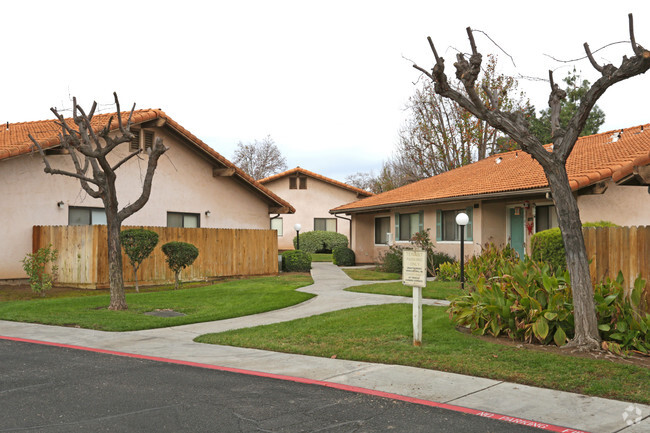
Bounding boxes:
545 165 600 349
107 218 127 310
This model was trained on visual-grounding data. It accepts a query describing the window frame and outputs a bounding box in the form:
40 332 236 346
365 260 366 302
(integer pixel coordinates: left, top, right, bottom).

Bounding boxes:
394 211 424 242
436 207 473 242
314 217 336 232
167 211 201 228
374 216 391 245
270 217 283 236
68 206 107 226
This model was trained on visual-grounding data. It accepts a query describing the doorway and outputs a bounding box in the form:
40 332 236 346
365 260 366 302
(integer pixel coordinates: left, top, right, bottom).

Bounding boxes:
509 207 525 259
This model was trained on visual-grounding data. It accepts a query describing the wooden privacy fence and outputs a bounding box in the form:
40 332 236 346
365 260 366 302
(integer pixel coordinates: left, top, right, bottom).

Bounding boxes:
33 225 278 289
583 226 649 301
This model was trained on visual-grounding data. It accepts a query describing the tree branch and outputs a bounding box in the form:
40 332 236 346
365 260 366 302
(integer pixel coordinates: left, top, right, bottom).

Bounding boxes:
548 70 566 142
111 149 142 172
118 138 168 221
583 43 603 73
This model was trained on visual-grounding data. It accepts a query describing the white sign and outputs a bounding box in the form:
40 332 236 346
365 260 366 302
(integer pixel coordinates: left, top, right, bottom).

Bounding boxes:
402 250 427 288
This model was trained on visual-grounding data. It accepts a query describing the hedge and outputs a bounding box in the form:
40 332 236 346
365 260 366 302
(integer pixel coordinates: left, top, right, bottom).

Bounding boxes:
332 247 355 266
282 250 312 272
293 231 348 254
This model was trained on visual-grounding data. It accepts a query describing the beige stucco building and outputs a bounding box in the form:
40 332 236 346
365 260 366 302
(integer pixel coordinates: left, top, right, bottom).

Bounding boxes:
260 167 372 250
332 124 650 264
0 109 294 280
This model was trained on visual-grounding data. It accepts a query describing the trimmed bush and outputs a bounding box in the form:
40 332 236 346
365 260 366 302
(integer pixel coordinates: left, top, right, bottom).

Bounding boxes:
437 261 460 281
282 250 312 272
332 247 355 266
531 221 618 274
293 231 348 254
120 228 159 292
161 241 199 289
430 251 456 274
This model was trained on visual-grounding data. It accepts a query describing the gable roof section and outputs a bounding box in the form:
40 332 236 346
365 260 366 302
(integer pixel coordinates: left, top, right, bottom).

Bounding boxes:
332 123 650 214
0 109 294 214
260 166 373 198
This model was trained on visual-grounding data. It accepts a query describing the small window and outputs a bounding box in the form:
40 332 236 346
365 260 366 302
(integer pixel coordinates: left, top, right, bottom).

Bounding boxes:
144 130 154 151
314 218 336 232
167 212 200 228
289 176 307 190
271 218 283 236
68 207 107 226
374 216 391 244
437 209 473 241
129 130 141 152
289 177 297 189
299 176 307 189
396 212 421 241
535 205 558 232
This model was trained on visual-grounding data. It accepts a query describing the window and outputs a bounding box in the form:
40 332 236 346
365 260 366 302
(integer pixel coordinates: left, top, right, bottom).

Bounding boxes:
129 130 141 151
436 208 473 241
535 205 558 232
167 212 200 228
289 176 307 190
144 130 154 152
68 207 107 226
314 218 336 232
375 216 391 244
271 218 283 236
395 211 423 241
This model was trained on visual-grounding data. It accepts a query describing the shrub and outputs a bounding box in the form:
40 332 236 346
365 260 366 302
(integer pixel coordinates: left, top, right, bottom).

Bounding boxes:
282 250 312 272
120 229 159 292
161 242 199 289
332 247 355 266
293 231 348 253
430 252 456 274
531 222 619 275
595 273 650 355
448 248 650 354
378 245 403 274
448 258 575 346
530 228 566 274
21 245 58 297
437 261 459 281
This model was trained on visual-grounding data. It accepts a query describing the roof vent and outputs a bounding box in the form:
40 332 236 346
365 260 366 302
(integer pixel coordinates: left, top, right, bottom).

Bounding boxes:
495 157 502 164
611 132 620 142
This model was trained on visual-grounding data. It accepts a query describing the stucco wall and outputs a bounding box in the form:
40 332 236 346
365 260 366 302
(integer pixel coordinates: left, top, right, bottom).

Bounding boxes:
0 127 272 279
263 176 362 250
577 181 650 226
351 202 483 264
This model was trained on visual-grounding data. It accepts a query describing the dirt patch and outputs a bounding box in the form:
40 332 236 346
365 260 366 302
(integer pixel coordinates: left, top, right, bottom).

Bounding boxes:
457 327 650 368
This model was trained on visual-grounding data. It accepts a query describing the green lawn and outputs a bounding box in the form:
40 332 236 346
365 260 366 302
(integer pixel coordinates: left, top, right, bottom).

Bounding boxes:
343 268 401 280
310 253 333 262
0 275 314 332
196 304 650 405
346 280 463 300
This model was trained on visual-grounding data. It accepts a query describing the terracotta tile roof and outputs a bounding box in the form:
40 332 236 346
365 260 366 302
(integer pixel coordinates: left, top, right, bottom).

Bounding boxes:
260 166 373 197
332 123 650 213
0 109 294 214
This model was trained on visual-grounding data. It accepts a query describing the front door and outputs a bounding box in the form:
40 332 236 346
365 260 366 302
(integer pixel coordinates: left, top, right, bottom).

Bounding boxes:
509 207 525 259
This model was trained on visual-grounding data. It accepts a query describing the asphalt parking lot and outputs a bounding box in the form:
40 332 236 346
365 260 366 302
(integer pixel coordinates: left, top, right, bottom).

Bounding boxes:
0 339 544 432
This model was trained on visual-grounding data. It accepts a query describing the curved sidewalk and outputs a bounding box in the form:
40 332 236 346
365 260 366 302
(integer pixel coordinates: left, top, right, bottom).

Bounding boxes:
0 263 648 433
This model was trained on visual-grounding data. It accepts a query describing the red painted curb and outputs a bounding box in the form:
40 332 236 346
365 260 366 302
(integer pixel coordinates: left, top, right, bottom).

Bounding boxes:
1 335 588 433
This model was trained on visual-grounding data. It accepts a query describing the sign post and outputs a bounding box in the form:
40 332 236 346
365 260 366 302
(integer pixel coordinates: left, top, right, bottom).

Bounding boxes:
402 250 427 346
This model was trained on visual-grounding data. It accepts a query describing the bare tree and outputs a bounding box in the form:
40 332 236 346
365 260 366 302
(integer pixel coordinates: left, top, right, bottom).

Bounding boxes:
399 55 529 179
29 94 168 310
232 135 287 180
413 14 650 350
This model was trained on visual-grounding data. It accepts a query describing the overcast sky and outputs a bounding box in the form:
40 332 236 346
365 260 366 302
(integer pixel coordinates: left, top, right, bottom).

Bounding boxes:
2 1 649 181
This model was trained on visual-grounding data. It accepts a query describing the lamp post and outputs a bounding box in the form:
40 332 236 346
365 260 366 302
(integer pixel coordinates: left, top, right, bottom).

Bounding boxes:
294 223 302 250
455 212 469 290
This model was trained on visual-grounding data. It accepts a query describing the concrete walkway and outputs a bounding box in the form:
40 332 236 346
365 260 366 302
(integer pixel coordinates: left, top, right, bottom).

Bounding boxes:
0 263 648 433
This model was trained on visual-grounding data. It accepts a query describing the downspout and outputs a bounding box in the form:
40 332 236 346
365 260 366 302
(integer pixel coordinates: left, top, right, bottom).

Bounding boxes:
335 214 352 249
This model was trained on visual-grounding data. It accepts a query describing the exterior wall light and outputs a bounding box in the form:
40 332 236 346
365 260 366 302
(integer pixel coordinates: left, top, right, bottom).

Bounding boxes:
205 210 211 217
57 201 65 209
